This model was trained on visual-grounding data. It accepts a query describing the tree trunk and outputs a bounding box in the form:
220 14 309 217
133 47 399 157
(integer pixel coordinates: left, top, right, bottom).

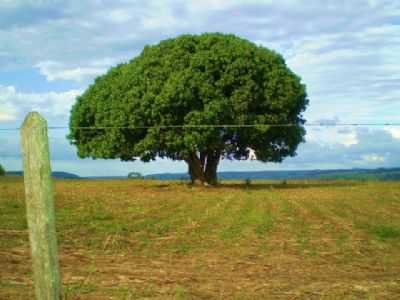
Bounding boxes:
185 151 220 186
186 153 206 185
204 150 220 185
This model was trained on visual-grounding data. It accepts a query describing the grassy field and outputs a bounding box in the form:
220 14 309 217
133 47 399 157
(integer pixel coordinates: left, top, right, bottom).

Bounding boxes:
1 176 400 299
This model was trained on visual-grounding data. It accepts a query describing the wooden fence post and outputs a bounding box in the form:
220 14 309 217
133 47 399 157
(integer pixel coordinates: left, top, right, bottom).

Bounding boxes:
21 112 61 300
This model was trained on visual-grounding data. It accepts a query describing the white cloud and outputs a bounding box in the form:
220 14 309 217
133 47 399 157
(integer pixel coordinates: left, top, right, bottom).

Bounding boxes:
186 0 235 13
247 148 257 160
139 1 185 31
0 102 17 121
36 60 108 82
106 9 132 24
1 0 400 173
306 126 359 147
341 131 358 147
362 154 385 162
384 127 400 139
0 85 81 123
141 14 180 30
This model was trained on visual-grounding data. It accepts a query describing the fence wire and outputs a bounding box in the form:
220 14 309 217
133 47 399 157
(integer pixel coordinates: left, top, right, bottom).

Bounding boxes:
1 123 400 131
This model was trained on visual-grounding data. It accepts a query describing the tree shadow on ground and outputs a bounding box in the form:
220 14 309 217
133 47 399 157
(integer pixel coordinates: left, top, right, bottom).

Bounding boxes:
216 181 361 190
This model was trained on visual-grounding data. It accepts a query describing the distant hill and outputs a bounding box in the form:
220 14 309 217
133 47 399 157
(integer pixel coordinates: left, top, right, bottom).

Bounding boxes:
5 168 400 181
145 168 400 181
6 171 80 179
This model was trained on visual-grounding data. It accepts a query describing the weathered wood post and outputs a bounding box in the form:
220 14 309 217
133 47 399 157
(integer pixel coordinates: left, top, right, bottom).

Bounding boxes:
21 112 61 300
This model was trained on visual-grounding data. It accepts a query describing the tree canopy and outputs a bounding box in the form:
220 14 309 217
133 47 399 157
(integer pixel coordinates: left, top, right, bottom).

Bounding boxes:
69 33 308 185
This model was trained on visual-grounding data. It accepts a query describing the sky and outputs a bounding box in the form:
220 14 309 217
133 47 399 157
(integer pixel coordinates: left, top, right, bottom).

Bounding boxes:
0 0 400 176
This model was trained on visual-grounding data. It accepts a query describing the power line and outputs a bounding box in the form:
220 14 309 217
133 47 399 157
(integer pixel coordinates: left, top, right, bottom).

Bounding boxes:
1 123 400 131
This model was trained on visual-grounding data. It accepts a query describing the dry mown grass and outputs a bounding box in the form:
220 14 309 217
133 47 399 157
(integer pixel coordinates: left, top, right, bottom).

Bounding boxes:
1 177 400 299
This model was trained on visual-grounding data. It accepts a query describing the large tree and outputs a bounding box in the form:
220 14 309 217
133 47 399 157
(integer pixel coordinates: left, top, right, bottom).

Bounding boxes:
68 33 308 185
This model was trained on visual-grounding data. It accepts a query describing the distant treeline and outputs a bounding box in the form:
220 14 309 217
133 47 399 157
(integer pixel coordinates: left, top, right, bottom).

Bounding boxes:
4 168 400 181
6 171 79 179
146 168 400 181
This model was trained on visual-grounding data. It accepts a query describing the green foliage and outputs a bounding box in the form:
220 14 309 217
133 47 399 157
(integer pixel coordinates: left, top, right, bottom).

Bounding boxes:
0 164 5 176
244 178 252 188
69 33 308 167
370 224 400 240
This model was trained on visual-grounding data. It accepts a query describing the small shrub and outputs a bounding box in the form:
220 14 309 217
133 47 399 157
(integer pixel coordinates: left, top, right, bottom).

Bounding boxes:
127 172 143 179
179 176 189 183
245 178 252 188
0 164 5 176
